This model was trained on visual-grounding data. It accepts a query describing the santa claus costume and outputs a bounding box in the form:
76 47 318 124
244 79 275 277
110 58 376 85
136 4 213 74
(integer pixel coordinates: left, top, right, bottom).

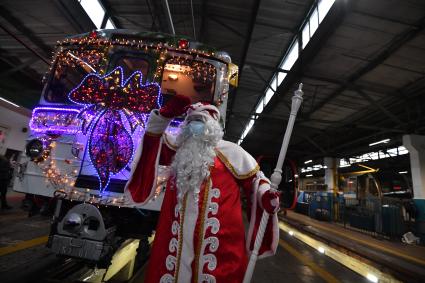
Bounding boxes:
125 97 279 283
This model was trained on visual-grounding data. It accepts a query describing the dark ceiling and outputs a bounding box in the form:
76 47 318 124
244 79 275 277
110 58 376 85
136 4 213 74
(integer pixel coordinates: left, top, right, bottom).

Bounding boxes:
0 0 424 165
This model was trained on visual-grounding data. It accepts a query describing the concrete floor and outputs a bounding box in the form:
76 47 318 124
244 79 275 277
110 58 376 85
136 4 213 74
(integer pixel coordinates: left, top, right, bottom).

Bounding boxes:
0 192 367 282
253 233 367 283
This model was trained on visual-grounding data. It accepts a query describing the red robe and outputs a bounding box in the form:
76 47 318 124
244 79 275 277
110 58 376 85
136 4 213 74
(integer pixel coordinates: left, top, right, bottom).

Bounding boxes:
125 110 279 283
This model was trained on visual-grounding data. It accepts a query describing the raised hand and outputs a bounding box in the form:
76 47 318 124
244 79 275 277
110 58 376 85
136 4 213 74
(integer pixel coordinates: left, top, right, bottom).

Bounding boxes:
159 94 191 118
261 190 280 214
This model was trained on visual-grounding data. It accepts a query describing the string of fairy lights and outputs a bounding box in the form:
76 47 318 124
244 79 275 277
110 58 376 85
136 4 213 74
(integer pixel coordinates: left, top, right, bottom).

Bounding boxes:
33 136 127 206
44 31 222 83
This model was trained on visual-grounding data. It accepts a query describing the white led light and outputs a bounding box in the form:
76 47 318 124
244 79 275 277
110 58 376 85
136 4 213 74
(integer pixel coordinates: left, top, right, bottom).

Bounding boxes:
0 97 20 107
369 139 390 146
288 231 294 236
306 174 313 177
366 273 378 283
398 171 408 174
318 246 325 254
304 160 312 164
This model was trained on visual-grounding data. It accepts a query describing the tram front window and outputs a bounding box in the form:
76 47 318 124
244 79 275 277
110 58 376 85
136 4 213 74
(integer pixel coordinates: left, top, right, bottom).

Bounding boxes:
109 52 150 82
161 58 216 104
44 49 103 103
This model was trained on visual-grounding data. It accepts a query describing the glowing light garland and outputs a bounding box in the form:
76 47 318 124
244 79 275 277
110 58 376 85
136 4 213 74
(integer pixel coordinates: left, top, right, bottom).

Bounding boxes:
44 31 221 84
29 107 81 134
68 66 161 191
165 57 216 85
68 66 161 112
33 138 79 192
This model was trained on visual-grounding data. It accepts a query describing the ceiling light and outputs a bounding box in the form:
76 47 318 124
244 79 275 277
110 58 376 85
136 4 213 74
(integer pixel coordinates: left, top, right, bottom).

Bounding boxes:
398 171 408 174
288 230 294 236
79 0 105 28
105 19 116 29
306 174 313 177
255 99 264 114
369 139 390 146
304 160 312 164
0 97 20 107
318 246 325 254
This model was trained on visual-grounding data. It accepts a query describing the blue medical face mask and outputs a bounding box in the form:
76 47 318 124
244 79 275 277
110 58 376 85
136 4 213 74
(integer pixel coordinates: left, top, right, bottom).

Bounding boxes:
188 120 205 136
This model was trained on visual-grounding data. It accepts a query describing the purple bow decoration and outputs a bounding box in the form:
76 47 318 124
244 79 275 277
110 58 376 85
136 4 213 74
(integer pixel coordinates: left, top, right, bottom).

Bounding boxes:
68 67 161 191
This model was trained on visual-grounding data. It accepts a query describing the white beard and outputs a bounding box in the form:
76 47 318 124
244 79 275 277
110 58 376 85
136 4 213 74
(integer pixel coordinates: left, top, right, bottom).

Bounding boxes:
171 118 224 204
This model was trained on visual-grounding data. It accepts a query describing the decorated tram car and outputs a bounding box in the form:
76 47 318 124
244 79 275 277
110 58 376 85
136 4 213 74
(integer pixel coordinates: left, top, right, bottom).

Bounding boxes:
14 30 238 264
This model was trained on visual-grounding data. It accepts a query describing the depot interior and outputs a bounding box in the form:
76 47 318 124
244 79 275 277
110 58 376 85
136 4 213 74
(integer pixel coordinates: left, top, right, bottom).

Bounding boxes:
0 0 425 283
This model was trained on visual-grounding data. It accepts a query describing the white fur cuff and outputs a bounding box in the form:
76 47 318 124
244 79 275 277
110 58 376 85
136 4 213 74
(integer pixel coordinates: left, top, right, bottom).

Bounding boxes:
147 109 173 134
257 183 270 209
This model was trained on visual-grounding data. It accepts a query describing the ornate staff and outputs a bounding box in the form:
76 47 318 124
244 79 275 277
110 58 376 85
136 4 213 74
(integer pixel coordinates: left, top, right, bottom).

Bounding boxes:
243 83 304 283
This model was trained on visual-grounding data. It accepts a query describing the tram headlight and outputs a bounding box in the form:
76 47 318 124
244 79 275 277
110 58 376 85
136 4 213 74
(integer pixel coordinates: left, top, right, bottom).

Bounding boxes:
25 139 44 160
63 212 83 233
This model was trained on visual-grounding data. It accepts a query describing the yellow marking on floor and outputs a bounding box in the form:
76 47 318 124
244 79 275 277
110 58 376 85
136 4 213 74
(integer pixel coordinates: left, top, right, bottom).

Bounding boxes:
279 221 401 283
0 235 48 257
279 239 340 283
297 218 425 267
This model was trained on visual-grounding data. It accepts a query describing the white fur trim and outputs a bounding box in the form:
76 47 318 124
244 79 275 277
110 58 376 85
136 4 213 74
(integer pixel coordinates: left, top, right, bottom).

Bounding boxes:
177 192 199 282
163 132 178 150
257 183 270 201
198 184 219 283
258 213 279 259
216 140 259 179
147 109 172 134
246 172 279 259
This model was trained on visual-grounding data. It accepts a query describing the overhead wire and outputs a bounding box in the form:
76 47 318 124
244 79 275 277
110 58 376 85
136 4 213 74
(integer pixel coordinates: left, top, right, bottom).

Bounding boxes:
190 0 197 40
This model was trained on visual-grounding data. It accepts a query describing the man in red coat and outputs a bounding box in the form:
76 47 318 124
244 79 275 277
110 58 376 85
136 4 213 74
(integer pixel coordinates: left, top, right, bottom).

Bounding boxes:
125 96 280 283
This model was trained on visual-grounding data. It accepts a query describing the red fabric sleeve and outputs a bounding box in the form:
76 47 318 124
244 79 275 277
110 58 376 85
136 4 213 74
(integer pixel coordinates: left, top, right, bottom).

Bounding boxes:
239 176 278 258
127 133 176 203
159 141 176 166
